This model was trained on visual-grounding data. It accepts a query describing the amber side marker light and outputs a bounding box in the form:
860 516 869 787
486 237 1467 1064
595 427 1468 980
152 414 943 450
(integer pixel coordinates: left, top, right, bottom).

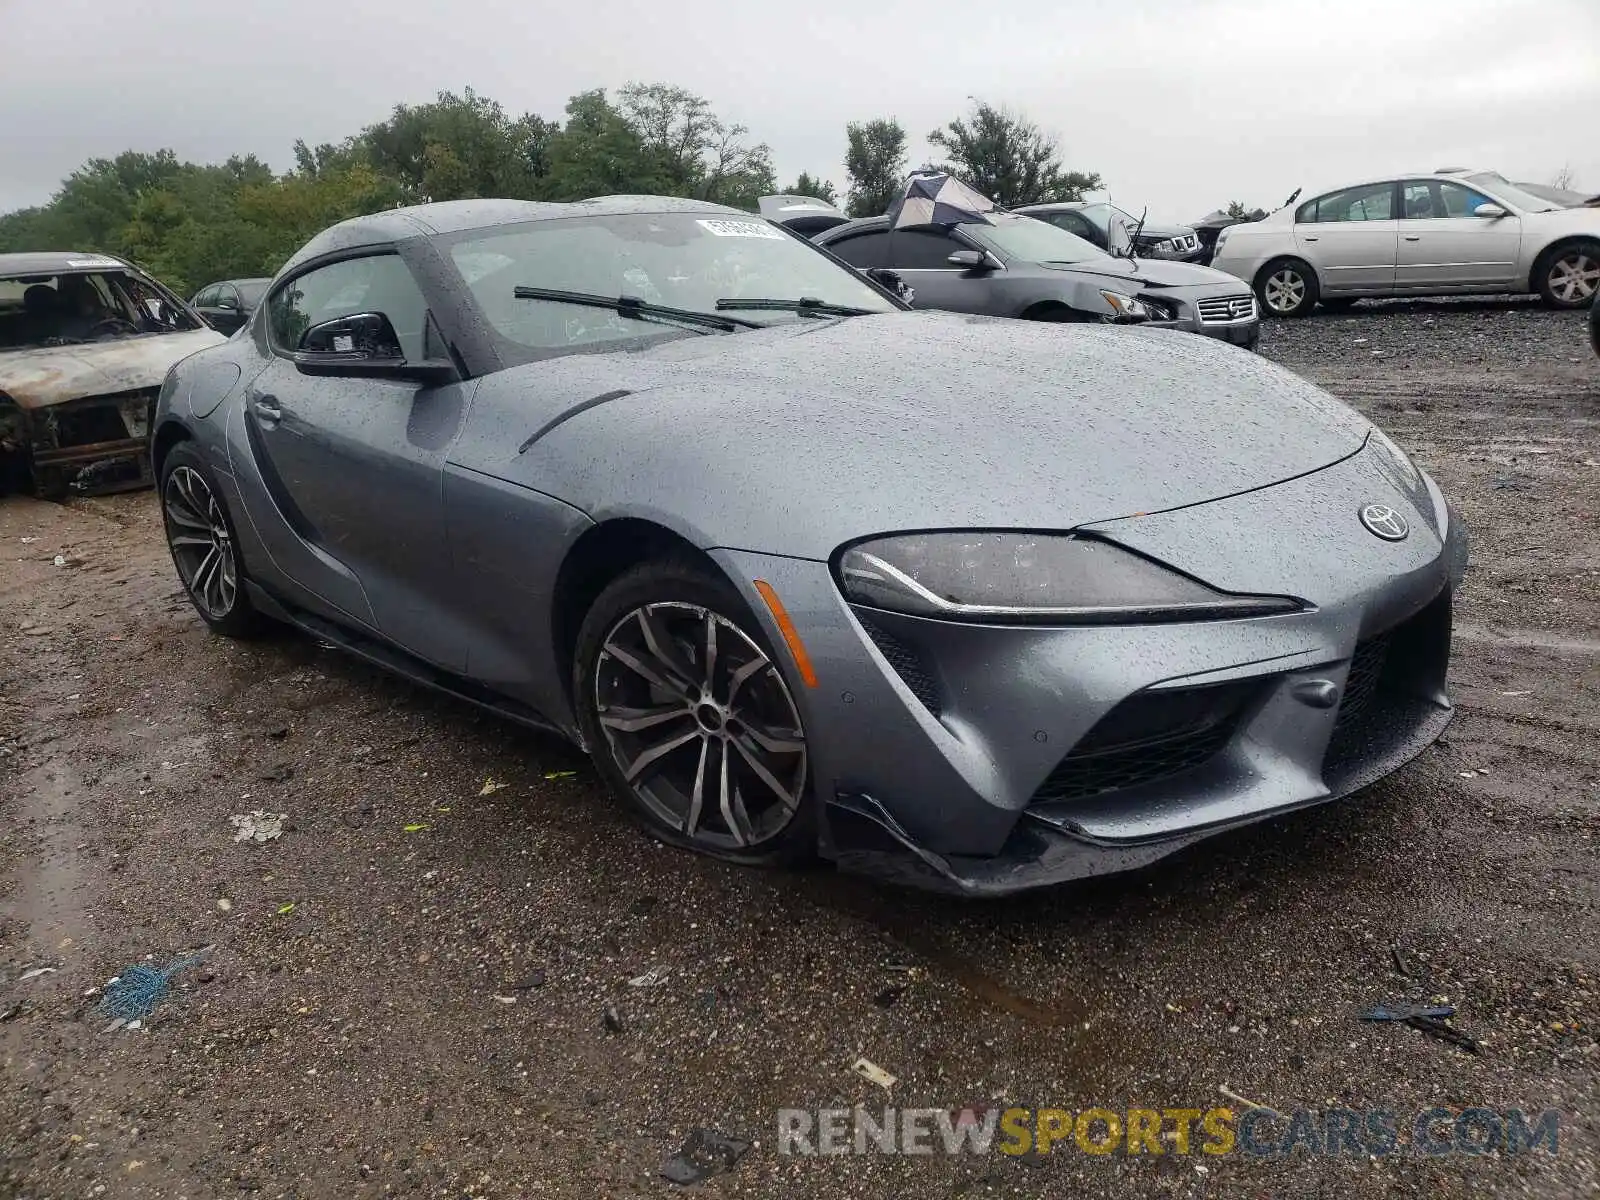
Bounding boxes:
752 579 819 688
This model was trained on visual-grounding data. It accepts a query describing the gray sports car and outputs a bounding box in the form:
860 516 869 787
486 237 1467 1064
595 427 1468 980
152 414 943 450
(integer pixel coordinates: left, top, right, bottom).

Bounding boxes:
153 195 1467 895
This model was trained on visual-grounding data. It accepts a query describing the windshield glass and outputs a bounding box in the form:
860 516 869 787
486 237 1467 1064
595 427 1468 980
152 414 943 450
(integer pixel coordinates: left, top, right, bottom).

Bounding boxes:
0 267 201 351
1466 173 1560 213
447 212 899 360
964 214 1106 264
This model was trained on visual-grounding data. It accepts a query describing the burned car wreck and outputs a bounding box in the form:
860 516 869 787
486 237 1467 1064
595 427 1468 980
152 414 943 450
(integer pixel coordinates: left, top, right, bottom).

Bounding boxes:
0 252 223 498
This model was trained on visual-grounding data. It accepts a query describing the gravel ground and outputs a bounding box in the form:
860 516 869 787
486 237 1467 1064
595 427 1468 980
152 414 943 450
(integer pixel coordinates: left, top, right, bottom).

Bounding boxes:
2 298 1597 1199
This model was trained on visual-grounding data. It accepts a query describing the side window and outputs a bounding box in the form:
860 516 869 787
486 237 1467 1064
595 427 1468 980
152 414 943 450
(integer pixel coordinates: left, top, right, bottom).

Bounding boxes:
194 285 219 308
1401 182 1438 219
1299 183 1395 223
268 254 429 360
1045 212 1101 245
1438 182 1493 217
218 285 241 309
886 229 961 270
826 230 889 269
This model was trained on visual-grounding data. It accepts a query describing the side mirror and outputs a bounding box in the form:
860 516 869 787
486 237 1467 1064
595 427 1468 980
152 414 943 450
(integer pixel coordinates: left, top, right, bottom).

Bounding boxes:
866 268 915 306
218 294 240 311
293 312 456 384
1473 203 1508 219
299 311 400 355
948 249 997 271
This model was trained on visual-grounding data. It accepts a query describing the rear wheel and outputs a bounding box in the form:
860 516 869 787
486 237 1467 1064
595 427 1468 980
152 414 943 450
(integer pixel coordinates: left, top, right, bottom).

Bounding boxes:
574 558 814 863
1535 240 1600 309
160 443 269 638
1256 258 1319 318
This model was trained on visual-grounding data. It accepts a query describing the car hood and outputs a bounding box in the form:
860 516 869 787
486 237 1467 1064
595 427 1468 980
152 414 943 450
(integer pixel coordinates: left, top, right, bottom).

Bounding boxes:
1131 221 1196 241
0 328 225 408
1039 256 1242 289
468 311 1370 559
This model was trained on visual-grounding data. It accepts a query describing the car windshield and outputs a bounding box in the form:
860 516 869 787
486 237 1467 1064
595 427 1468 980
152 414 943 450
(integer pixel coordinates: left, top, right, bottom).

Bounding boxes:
964 214 1106 264
447 212 899 360
1465 173 1560 214
0 266 201 351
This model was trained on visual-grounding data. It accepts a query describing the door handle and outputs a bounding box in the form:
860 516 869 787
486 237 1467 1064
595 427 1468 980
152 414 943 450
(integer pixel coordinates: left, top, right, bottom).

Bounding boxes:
1301 235 1318 242
1403 235 1421 241
251 394 282 426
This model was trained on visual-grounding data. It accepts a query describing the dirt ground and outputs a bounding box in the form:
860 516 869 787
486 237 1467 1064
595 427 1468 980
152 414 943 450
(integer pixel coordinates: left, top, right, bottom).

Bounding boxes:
2 298 1598 1199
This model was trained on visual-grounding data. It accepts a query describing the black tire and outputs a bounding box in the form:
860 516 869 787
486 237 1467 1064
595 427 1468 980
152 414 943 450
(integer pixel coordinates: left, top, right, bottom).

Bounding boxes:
1533 239 1600 310
1255 257 1320 318
159 442 270 638
573 557 816 865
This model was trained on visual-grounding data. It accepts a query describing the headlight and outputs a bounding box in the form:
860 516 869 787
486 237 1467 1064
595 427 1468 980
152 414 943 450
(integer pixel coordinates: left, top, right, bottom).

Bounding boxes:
837 533 1301 624
1139 295 1179 321
1152 238 1177 256
1099 290 1151 322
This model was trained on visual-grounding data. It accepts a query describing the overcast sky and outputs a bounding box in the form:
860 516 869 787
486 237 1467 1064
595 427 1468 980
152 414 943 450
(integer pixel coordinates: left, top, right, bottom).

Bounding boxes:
4 0 1597 223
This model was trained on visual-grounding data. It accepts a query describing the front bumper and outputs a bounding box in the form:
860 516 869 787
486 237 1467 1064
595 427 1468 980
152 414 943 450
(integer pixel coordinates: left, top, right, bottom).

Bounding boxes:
1140 289 1261 350
718 442 1466 895
0 389 158 497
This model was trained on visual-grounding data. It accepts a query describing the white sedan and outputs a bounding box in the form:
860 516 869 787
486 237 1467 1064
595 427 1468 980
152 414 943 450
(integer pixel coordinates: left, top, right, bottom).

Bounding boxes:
1211 169 1600 316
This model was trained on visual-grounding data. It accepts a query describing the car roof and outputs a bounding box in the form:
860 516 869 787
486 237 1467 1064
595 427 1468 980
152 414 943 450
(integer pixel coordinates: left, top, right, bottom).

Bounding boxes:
1302 169 1505 199
278 195 750 275
0 251 134 276
814 215 890 241
1013 202 1092 213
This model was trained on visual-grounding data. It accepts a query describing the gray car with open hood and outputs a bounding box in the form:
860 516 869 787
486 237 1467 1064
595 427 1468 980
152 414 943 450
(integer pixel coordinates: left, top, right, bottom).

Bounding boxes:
807 181 1261 348
150 195 1466 894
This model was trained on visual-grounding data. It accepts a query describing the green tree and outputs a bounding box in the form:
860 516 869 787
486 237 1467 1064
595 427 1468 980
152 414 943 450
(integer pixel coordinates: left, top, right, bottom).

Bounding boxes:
540 89 665 201
844 119 907 217
786 173 838 204
926 101 1099 206
617 83 776 207
352 88 550 201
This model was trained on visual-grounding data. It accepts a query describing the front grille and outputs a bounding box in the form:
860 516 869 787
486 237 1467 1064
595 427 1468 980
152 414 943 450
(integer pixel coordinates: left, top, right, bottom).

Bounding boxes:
1322 596 1451 779
1197 294 1258 324
1333 633 1392 733
1028 680 1257 806
859 619 942 717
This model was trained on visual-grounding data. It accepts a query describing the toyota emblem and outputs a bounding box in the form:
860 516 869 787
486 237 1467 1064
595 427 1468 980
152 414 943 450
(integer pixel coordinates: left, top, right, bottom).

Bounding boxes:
1359 503 1409 541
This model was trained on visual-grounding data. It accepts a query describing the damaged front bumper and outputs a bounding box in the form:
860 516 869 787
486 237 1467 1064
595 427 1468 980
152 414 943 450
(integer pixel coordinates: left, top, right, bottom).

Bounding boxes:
715 442 1467 897
0 387 158 498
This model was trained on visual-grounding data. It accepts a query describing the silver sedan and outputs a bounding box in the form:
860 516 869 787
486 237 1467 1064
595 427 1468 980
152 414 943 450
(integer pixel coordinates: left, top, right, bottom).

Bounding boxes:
1212 169 1600 316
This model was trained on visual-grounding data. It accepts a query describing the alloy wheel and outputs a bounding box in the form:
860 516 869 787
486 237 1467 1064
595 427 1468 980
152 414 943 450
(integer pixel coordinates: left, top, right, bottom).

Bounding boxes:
164 466 238 620
1547 250 1599 306
593 601 807 851
1262 268 1307 315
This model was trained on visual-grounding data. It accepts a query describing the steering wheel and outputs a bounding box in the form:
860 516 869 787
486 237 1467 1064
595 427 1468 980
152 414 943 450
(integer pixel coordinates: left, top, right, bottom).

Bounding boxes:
88 317 141 338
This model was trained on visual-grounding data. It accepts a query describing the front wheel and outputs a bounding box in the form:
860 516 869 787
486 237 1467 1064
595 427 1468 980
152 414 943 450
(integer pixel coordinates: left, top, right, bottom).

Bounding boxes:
1256 258 1319 318
574 559 814 863
1535 240 1600 309
160 443 269 638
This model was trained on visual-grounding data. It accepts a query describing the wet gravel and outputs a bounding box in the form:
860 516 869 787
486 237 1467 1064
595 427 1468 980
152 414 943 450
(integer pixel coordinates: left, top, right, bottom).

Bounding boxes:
2 298 1598 1198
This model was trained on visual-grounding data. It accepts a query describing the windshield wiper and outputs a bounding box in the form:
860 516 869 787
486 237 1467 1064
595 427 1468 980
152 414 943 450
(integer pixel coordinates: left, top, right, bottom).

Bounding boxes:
512 286 758 333
714 297 877 318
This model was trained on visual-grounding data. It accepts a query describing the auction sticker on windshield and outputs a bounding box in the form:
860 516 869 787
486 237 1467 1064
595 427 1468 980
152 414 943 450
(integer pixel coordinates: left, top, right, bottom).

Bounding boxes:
696 219 785 239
